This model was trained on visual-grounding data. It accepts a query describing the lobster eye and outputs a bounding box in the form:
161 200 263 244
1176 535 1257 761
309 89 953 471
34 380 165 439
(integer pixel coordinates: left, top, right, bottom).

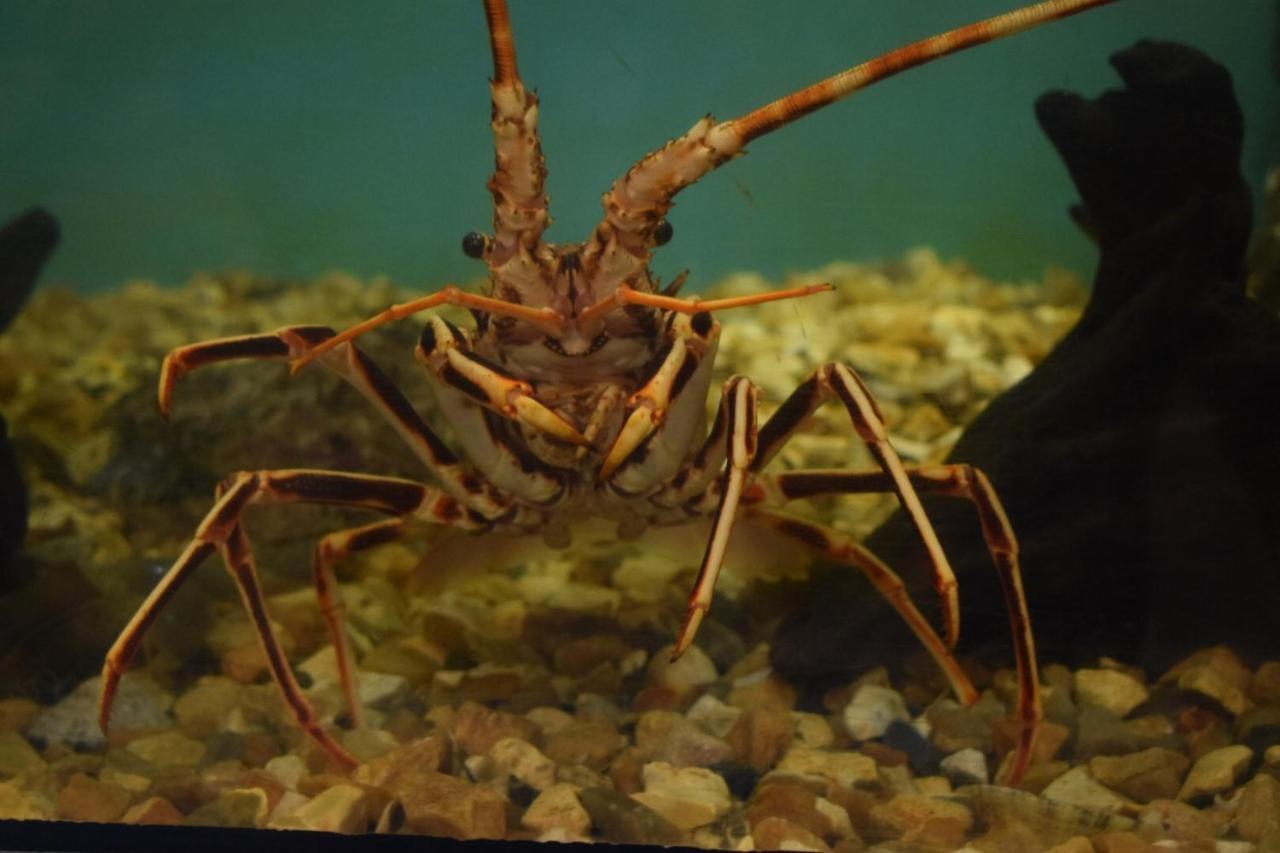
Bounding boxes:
461 231 487 259
653 219 673 246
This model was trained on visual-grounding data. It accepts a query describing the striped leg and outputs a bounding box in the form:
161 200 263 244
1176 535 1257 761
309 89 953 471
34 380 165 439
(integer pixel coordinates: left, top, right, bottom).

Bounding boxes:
312 518 408 729
753 363 962 650
671 376 759 656
756 465 1040 785
158 325 509 518
99 469 483 769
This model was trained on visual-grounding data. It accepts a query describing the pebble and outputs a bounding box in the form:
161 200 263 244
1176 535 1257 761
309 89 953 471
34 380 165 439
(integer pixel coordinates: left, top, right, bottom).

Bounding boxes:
1042 766 1134 812
1162 647 1253 716
751 816 832 852
0 779 52 820
0 729 45 778
940 747 989 785
726 708 794 772
791 713 835 749
290 784 371 834
1251 661 1280 705
1236 773 1280 842
726 670 797 713
631 762 732 830
1075 669 1150 717
29 674 173 749
126 731 207 772
55 772 132 822
578 785 684 846
841 684 910 740
648 643 718 699
1089 748 1189 803
451 701 539 756
635 710 733 768
376 768 506 839
298 646 409 712
353 735 449 787
1178 745 1252 801
686 694 743 739
1046 838 1097 853
264 754 309 790
774 745 877 789
173 676 244 737
0 699 39 733
183 787 270 828
747 780 833 840
488 737 557 791
521 783 592 836
1076 706 1142 759
120 796 184 826
524 706 574 736
543 721 627 771
869 792 974 850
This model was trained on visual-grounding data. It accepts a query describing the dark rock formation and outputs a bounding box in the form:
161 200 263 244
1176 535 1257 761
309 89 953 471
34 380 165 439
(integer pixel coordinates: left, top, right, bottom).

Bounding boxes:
772 41 1280 687
0 208 60 590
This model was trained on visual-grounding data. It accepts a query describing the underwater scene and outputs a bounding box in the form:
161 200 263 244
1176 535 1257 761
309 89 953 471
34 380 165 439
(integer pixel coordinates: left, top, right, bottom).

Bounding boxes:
2 1 1280 850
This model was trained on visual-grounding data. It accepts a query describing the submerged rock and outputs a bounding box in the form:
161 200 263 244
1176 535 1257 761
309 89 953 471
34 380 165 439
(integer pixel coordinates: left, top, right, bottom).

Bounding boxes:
773 40 1280 684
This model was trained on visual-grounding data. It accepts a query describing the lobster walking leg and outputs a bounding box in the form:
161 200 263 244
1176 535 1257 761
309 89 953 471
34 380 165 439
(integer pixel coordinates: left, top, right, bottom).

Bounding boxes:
758 465 1040 785
99 469 482 768
158 325 510 517
753 363 962 649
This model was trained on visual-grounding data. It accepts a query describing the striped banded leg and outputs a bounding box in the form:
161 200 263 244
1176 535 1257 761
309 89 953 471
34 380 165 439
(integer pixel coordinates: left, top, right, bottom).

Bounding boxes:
158 325 509 518
671 376 759 656
99 469 483 769
312 518 408 729
753 363 962 650
757 465 1040 784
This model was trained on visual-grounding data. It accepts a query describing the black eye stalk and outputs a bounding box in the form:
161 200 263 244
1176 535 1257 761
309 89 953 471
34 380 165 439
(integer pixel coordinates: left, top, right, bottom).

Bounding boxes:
653 219 673 246
462 231 488 259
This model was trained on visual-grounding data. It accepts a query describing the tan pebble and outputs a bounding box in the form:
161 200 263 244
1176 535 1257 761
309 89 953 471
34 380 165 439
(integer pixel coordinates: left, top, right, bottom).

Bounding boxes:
1266 744 1280 767
790 712 834 749
970 815 1052 852
631 762 731 831
1162 647 1252 715
841 684 909 740
1046 837 1096 853
0 699 39 733
450 700 539 756
687 694 743 739
869 793 973 850
125 731 206 769
544 721 628 771
56 772 132 822
751 815 832 853
522 783 592 836
353 735 448 787
265 790 311 829
291 784 370 834
120 795 184 826
1042 766 1133 812
264 754 309 790
0 729 45 777
915 776 953 796
488 737 556 791
341 727 400 763
221 642 272 684
774 745 877 789
0 779 52 820
1135 797 1227 842
380 769 505 839
184 787 271 829
1090 830 1154 853
727 708 794 772
173 675 242 736
813 795 854 839
635 710 733 768
1088 747 1190 803
727 671 797 712
747 781 830 839
525 706 575 736
1074 669 1150 717
98 767 152 794
1251 661 1280 705
1178 745 1252 801
649 643 718 697
1235 773 1280 842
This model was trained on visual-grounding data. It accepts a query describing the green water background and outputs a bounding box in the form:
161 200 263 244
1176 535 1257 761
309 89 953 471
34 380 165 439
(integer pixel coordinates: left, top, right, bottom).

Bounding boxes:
2 0 1277 294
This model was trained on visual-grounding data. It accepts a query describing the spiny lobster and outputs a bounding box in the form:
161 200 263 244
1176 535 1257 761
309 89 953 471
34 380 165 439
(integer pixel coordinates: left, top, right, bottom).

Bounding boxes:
100 0 1121 784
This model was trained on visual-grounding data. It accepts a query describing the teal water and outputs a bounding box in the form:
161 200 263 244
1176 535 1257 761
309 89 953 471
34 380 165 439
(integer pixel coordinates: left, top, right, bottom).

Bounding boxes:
2 0 1277 294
